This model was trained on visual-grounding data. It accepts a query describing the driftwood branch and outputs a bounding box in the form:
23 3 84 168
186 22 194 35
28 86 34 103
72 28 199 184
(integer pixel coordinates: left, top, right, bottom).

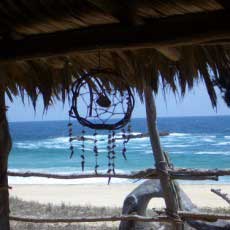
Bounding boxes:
169 168 230 177
10 211 230 224
211 188 230 205
10 214 170 224
120 179 230 230
159 211 230 222
7 169 157 180
8 167 230 181
7 169 216 181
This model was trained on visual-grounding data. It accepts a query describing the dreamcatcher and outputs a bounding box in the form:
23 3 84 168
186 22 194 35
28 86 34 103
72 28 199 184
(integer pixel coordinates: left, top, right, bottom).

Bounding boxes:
68 68 134 176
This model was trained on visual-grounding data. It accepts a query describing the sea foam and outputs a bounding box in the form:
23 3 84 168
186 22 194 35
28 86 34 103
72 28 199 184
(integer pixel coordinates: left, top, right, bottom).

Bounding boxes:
212 142 230 146
169 133 189 137
195 151 230 155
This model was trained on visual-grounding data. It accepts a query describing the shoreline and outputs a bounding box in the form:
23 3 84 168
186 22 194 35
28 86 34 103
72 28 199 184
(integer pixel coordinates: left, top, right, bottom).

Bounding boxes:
9 183 230 209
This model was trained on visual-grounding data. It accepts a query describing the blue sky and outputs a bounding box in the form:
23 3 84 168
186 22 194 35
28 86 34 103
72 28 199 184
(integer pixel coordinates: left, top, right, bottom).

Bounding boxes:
6 81 229 122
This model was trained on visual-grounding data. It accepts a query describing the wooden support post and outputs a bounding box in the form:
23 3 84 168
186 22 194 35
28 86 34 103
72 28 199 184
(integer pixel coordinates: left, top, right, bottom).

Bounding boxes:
0 90 11 230
144 85 182 230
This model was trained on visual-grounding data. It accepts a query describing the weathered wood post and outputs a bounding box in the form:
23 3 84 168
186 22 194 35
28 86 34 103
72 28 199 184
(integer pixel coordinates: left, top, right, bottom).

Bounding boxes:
0 90 12 230
144 85 182 229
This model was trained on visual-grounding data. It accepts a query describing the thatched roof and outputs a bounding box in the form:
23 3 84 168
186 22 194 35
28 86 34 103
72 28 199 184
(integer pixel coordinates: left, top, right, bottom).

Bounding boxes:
1 0 230 108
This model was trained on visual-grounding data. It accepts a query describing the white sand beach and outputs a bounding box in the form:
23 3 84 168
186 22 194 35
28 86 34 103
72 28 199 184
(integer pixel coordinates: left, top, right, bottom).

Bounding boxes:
9 183 230 208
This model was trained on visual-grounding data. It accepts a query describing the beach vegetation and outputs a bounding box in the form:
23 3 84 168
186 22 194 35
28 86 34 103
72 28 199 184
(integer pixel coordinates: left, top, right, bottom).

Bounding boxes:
10 197 230 230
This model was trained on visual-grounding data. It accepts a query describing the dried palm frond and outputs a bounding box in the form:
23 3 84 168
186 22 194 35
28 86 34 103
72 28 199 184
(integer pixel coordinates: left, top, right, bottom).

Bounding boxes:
1 45 230 109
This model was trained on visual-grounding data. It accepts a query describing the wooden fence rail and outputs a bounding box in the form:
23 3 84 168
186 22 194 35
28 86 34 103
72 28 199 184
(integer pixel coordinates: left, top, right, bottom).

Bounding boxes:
169 168 230 177
7 169 157 179
8 168 230 181
10 211 230 224
8 168 230 225
10 215 171 224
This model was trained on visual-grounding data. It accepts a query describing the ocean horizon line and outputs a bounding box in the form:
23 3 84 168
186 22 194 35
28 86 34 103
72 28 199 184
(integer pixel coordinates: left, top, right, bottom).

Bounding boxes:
8 114 230 123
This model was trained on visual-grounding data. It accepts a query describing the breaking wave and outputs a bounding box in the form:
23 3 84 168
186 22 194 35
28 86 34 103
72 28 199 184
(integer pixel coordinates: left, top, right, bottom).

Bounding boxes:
195 151 230 155
169 133 189 137
212 142 230 146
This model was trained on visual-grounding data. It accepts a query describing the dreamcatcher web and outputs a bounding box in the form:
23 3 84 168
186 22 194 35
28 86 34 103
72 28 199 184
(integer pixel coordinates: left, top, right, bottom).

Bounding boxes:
77 82 132 126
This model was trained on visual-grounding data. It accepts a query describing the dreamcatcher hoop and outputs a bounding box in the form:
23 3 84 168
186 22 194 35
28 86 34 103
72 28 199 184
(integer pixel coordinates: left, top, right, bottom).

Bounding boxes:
69 68 134 130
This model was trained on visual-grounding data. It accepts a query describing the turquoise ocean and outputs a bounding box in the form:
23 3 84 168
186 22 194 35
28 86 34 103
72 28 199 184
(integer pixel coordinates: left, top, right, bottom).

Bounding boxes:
8 116 230 184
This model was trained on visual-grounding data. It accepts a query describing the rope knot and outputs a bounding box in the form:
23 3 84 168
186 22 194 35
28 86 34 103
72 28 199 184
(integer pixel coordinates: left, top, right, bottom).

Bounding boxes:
157 161 169 175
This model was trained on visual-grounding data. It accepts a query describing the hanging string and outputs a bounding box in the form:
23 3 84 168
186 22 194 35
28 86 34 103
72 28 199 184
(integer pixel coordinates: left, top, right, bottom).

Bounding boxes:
107 131 112 173
122 128 127 160
127 122 132 143
93 130 99 174
107 131 112 184
81 129 85 171
121 122 132 160
111 131 116 174
68 115 74 159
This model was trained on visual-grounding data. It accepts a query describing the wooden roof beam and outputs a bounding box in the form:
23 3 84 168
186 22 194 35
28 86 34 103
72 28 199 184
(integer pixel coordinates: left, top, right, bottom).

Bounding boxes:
101 0 182 62
88 0 143 24
0 10 230 62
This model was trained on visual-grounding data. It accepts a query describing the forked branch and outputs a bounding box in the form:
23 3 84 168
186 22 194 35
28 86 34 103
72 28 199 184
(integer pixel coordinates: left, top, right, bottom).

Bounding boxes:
211 188 230 205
